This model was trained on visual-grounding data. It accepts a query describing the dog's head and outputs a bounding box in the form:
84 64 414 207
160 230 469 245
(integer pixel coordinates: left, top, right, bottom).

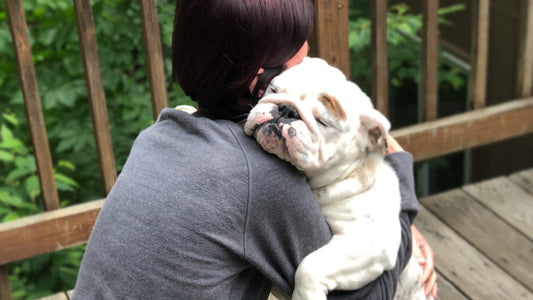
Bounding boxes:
244 57 390 182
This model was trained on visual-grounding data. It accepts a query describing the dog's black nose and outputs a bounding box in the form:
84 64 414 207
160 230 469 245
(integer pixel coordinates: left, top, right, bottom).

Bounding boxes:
278 103 300 119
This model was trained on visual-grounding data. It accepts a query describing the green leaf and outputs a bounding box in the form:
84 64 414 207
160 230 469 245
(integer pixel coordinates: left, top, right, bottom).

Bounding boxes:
438 4 466 16
54 172 78 188
3 194 35 210
33 6 46 18
58 160 76 171
39 28 59 46
25 175 41 197
5 168 30 183
0 191 25 207
2 113 19 126
58 266 79 286
0 149 14 162
56 136 77 152
14 156 37 172
3 212 20 222
1 124 13 141
0 138 24 151
0 206 10 215
0 189 11 201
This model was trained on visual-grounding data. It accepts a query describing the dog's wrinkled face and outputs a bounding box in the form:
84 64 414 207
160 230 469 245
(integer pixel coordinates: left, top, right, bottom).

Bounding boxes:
244 57 390 179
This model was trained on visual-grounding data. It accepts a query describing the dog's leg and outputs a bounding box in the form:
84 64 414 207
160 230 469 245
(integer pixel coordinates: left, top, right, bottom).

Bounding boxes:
292 235 396 300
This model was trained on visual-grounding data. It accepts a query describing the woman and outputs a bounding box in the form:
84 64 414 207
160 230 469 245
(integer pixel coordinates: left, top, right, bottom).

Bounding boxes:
73 0 436 299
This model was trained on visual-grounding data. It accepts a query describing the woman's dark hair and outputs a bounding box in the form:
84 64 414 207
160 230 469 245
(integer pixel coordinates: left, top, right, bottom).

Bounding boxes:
172 0 314 121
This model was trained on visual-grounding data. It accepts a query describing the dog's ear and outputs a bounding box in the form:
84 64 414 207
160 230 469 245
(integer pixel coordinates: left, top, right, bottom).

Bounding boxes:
360 109 391 151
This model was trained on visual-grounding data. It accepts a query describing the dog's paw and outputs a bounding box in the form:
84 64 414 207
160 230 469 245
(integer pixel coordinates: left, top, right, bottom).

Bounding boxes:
175 105 197 114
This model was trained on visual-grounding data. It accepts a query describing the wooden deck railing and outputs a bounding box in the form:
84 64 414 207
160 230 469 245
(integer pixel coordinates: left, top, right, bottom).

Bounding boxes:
73 0 117 195
1 0 533 299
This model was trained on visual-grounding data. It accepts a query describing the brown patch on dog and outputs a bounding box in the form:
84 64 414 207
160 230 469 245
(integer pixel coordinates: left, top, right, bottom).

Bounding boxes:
318 93 347 121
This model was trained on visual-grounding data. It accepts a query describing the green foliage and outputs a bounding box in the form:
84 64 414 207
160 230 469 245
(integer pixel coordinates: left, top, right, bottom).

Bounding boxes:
348 1 468 195
0 112 78 222
0 0 189 298
8 246 85 299
348 1 466 99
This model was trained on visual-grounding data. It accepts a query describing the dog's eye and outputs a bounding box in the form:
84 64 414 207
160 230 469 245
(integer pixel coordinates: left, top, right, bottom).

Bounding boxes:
316 118 328 127
267 87 278 94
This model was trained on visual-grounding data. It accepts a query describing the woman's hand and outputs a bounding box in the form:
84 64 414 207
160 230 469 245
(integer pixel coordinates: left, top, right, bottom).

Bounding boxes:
411 225 437 298
386 135 403 153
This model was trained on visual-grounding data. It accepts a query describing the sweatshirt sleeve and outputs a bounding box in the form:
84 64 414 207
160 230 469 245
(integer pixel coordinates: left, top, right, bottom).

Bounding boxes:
244 150 419 299
385 152 419 221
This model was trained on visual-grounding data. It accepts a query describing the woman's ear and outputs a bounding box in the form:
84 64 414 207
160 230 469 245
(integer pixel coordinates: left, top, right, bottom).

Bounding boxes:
249 68 265 96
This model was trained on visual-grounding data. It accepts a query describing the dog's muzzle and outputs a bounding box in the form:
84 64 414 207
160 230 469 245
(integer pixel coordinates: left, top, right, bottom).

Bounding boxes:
256 103 301 137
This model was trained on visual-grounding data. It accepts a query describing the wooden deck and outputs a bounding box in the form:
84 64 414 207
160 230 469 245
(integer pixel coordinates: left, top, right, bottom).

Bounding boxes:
416 167 533 299
38 167 533 300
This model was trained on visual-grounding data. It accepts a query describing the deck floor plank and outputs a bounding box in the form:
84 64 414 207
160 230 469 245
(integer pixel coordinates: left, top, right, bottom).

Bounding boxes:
436 272 469 300
509 168 533 195
463 176 533 240
414 206 533 299
420 188 533 289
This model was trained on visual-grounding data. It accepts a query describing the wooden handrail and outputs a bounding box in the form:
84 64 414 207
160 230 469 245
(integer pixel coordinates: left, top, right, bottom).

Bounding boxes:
1 97 532 266
0 200 104 265
393 97 533 162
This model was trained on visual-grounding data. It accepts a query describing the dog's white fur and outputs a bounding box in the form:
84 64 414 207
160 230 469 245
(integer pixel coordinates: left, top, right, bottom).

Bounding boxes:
244 57 430 300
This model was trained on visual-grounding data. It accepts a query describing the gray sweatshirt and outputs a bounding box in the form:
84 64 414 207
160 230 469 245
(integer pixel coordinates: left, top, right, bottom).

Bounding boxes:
73 108 418 299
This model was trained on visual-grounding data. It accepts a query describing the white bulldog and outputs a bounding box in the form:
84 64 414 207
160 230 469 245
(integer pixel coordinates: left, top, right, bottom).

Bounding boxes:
244 57 430 300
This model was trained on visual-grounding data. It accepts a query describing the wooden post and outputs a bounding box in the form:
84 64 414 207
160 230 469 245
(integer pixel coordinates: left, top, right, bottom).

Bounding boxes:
469 0 490 110
73 0 117 195
5 0 61 211
371 0 389 116
517 0 533 97
421 0 439 121
0 265 12 300
139 0 169 120
311 0 350 77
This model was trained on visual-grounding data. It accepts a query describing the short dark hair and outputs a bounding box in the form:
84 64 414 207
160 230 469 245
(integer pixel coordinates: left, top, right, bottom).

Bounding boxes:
172 0 314 120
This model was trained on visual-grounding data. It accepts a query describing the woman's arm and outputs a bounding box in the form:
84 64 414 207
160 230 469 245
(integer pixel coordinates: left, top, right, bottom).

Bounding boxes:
389 135 437 298
245 155 417 299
